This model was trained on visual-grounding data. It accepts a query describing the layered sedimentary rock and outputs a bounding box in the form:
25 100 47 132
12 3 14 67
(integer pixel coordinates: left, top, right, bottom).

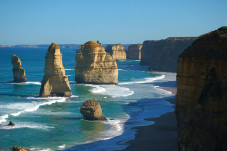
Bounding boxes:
11 55 27 82
75 41 118 84
141 37 196 72
12 146 30 151
40 43 72 97
80 99 107 120
106 44 126 60
127 44 143 60
176 27 227 151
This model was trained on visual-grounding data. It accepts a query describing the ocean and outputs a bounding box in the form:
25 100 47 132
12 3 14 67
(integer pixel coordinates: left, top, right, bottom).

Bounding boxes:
0 47 176 151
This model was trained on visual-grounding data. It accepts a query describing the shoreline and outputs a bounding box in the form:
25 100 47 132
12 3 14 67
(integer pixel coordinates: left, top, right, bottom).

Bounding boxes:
119 87 178 151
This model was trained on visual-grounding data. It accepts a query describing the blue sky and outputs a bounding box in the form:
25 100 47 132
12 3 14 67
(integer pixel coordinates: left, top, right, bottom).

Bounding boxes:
0 0 226 45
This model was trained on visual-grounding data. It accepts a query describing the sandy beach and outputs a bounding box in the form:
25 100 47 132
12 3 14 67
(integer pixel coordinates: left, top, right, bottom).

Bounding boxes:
120 87 178 151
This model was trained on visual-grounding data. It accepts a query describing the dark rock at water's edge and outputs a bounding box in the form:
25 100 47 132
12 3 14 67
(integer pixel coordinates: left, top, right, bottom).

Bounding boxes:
75 41 118 84
39 43 72 97
80 99 107 121
12 146 30 151
106 44 127 60
11 55 27 82
141 37 197 72
176 27 227 151
127 44 143 60
8 121 15 126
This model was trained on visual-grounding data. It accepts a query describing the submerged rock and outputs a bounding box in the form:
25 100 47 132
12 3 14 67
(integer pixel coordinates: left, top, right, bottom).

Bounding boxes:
106 44 126 60
11 55 27 82
75 41 118 84
8 121 15 126
39 43 72 97
127 44 143 60
80 99 107 120
176 27 227 151
12 146 30 151
141 37 196 72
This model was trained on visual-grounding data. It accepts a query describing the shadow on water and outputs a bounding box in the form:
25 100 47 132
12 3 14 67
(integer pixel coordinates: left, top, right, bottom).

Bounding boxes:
62 96 175 151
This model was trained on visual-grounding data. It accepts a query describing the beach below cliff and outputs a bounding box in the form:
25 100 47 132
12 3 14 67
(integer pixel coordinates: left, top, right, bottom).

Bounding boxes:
120 88 178 151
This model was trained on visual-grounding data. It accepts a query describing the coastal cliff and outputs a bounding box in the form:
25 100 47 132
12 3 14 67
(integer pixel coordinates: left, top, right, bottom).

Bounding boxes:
141 37 196 72
75 41 118 84
106 44 126 60
176 27 227 151
39 43 72 97
127 44 142 60
11 55 27 82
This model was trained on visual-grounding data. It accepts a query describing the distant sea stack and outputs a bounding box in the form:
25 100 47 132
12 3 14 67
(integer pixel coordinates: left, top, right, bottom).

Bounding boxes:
80 99 107 121
127 44 143 60
141 37 196 72
106 44 126 60
11 55 27 82
176 27 227 151
39 43 72 97
75 41 118 84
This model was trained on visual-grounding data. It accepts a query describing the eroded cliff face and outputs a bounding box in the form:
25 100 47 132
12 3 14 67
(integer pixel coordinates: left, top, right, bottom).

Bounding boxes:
141 37 196 72
40 43 72 97
106 44 126 60
127 44 142 60
176 27 227 151
11 55 27 82
75 41 118 84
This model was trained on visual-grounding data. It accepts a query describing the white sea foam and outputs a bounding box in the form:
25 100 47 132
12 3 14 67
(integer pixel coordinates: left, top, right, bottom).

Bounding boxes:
58 144 66 149
0 122 54 130
11 97 67 117
119 75 165 85
66 75 73 77
0 114 9 124
87 84 134 98
65 69 74 71
10 81 41 85
71 95 79 98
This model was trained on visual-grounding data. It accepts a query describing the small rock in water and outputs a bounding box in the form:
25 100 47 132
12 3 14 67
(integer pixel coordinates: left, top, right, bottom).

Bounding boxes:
8 121 15 126
12 146 30 151
80 99 107 121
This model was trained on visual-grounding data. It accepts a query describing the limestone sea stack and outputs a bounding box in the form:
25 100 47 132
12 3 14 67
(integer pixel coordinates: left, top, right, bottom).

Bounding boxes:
176 27 227 151
106 44 126 60
11 55 27 82
80 99 107 120
141 37 196 72
75 41 118 84
127 44 143 60
12 146 30 151
39 43 72 97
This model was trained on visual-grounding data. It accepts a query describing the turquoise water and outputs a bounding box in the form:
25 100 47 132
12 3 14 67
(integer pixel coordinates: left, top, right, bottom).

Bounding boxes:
0 47 176 151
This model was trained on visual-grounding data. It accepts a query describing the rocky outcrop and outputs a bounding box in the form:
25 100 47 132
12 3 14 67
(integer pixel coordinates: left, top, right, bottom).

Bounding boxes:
141 37 196 72
75 41 118 84
11 55 27 82
8 121 15 126
12 146 30 151
176 27 227 151
127 44 143 60
106 44 126 60
80 99 107 120
39 43 72 97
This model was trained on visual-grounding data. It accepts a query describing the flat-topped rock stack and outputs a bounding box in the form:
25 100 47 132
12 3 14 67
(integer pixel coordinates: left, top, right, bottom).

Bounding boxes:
11 55 27 82
105 44 126 60
141 37 197 72
127 44 143 60
39 43 72 97
176 27 227 151
75 41 118 84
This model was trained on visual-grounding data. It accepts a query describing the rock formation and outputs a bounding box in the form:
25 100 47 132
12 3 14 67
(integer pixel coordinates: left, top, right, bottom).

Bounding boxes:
8 121 15 126
127 44 143 60
141 37 196 72
75 41 118 84
106 44 126 60
39 43 72 97
12 146 30 151
176 27 227 151
11 55 27 82
80 99 107 120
